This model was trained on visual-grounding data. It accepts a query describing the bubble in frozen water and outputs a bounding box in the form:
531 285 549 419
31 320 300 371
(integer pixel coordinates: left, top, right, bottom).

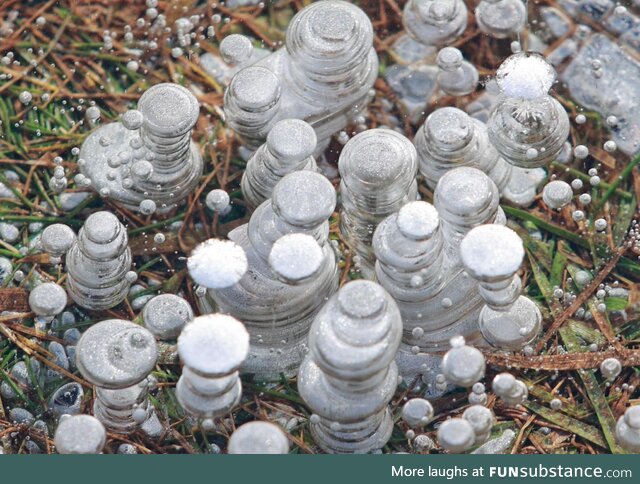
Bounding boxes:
573 145 589 159
0 223 19 243
139 199 157 214
131 160 153 181
492 372 528 406
122 110 144 130
118 443 138 454
49 382 83 417
441 337 485 387
19 91 33 105
578 193 591 205
472 382 485 394
126 60 140 72
600 357 622 381
437 418 475 453
410 275 423 288
54 415 106 454
606 116 618 127
616 406 640 452
550 398 562 410
571 178 583 190
413 434 436 452
603 140 617 152
575 114 586 124
572 210 585 222
132 407 147 424
228 421 289 454
462 405 494 441
29 282 67 318
401 398 434 428
594 218 607 231
85 106 101 122
205 189 230 212
542 180 572 209
589 176 601 187
153 233 165 244
41 223 76 257
142 294 194 340
220 34 254 65
337 131 349 144
526 147 538 160
188 239 247 289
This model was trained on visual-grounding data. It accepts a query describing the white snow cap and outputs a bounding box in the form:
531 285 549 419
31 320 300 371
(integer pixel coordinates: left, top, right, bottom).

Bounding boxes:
188 239 248 289
496 52 556 99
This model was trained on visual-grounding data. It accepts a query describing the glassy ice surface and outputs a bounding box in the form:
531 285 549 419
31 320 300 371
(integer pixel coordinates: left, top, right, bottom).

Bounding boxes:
339 129 418 278
415 107 511 193
436 47 479 96
76 319 157 433
66 211 133 310
79 83 203 211
373 168 504 390
298 280 402 454
563 34 640 156
241 118 319 210
475 0 527 39
200 171 338 379
224 0 378 155
616 406 640 452
5 0 640 457
403 0 468 46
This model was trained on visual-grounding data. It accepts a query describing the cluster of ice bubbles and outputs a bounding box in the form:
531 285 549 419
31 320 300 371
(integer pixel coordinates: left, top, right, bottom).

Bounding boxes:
5 0 640 456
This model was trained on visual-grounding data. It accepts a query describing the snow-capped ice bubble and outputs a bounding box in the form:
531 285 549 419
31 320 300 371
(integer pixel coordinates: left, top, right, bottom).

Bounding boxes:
188 239 248 289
